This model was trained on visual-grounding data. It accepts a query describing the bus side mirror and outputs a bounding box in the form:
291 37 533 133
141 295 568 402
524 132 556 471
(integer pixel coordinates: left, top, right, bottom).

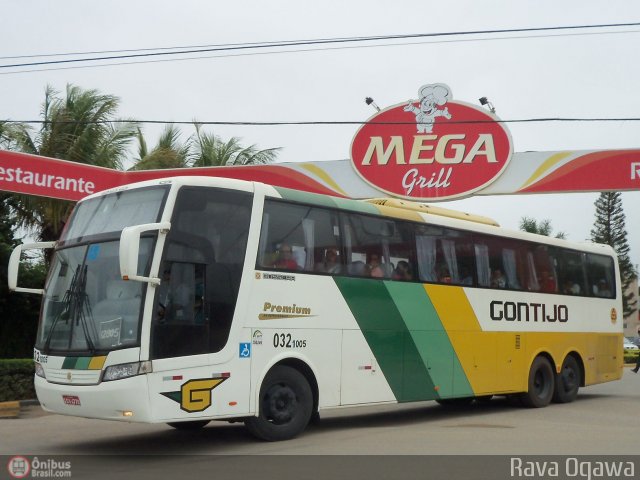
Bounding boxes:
8 241 56 294
119 222 171 285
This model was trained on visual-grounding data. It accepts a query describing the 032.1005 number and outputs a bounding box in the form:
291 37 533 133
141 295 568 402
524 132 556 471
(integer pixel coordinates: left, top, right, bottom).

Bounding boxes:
273 333 306 349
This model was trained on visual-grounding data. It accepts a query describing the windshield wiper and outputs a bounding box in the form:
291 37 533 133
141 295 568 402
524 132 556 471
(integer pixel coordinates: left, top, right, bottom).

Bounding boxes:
42 267 79 354
43 264 97 355
74 264 97 355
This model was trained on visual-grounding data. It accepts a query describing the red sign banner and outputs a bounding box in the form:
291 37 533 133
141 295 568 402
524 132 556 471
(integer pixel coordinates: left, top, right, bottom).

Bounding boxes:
0 150 342 201
350 83 513 200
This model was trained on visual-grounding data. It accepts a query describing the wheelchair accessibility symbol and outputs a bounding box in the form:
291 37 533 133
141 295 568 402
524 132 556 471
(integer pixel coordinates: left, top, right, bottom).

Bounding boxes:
239 343 251 358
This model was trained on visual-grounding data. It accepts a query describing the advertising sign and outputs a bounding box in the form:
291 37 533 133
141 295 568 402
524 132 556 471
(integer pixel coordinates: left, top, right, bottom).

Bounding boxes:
350 83 513 200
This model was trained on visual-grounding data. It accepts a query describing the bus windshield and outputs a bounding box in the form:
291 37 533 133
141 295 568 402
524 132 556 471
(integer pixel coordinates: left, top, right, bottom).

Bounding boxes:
61 186 168 242
36 186 169 354
36 239 154 353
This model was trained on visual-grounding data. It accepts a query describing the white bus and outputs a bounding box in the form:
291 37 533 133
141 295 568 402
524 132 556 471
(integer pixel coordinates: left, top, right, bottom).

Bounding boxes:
9 176 623 441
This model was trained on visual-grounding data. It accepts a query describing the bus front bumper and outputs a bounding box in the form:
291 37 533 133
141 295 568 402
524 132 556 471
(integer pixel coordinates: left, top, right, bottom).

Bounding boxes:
35 374 152 422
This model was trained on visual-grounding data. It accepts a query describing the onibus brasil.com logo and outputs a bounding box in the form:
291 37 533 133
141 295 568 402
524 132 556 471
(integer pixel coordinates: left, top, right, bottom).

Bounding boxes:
7 456 71 478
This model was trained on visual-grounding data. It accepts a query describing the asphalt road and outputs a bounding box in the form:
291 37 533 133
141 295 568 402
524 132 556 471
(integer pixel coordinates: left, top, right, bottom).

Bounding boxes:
2 369 639 479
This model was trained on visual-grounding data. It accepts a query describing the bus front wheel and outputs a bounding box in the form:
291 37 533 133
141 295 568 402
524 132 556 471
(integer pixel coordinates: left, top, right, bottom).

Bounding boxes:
520 356 555 408
245 365 313 441
552 355 580 403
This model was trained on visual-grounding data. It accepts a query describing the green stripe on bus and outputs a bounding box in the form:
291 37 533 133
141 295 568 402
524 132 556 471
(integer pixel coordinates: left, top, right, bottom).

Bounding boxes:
75 357 91 370
333 277 437 402
333 198 381 215
384 282 474 398
62 357 99 370
273 187 339 208
273 186 381 215
62 357 78 369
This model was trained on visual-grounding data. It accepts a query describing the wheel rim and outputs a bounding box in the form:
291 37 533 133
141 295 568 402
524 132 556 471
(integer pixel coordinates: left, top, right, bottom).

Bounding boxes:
534 369 550 398
264 383 298 424
561 365 577 393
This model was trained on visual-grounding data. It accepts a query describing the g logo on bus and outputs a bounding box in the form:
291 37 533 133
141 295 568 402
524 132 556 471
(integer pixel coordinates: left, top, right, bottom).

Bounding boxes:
161 378 228 413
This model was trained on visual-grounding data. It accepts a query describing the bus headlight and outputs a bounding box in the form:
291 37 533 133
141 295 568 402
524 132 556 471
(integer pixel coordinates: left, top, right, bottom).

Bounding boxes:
102 361 152 382
35 363 46 379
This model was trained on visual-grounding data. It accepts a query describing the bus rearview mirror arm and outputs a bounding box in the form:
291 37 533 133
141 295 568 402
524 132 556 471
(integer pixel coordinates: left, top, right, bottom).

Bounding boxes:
8 241 56 294
119 222 171 285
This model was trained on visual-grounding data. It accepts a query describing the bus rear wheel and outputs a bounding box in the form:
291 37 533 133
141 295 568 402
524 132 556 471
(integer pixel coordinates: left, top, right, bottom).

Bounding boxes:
520 356 555 408
245 365 313 441
552 355 580 403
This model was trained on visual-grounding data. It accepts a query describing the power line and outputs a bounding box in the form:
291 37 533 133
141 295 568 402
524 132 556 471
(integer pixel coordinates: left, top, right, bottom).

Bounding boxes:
0 37 362 60
2 29 638 76
1 21 639 69
3 117 640 127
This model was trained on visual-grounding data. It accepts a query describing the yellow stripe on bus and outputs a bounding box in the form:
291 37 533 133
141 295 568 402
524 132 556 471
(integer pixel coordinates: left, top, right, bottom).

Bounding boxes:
424 284 495 394
88 356 107 370
424 284 622 393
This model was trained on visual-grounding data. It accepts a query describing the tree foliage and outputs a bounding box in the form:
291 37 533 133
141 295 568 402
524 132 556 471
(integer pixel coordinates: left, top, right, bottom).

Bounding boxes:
130 125 190 170
519 217 566 239
591 192 637 318
1 84 281 357
2 85 137 242
0 195 47 358
190 123 281 167
131 123 281 171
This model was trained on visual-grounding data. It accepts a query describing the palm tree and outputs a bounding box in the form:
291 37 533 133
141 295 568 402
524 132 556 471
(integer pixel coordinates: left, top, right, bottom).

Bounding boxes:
4 84 137 242
190 123 280 167
130 125 190 170
0 121 26 150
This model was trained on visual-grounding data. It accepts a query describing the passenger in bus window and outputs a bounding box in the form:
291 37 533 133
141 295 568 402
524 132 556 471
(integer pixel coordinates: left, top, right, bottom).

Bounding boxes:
316 247 342 274
595 279 611 297
439 267 452 284
156 268 172 323
539 270 556 293
273 243 299 270
460 267 473 286
562 280 581 295
491 269 507 288
368 254 384 278
392 260 413 281
193 295 205 325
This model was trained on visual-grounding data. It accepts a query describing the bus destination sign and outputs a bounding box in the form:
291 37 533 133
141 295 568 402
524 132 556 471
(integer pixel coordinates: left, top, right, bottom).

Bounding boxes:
350 83 513 200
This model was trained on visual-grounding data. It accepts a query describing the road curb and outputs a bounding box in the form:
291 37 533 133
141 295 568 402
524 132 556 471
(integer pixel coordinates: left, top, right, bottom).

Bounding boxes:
0 401 20 419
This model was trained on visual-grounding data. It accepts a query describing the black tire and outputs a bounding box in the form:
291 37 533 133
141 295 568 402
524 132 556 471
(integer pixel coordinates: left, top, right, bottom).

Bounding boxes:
167 420 210 430
245 366 313 441
309 411 321 425
436 397 474 407
520 356 555 408
552 355 580 403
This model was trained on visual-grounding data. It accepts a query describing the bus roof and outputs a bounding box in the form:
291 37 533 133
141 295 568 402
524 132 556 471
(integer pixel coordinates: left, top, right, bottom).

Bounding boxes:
364 198 500 227
81 176 617 260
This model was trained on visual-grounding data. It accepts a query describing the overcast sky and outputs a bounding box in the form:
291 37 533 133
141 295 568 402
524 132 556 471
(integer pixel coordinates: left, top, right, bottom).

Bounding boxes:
2 0 639 267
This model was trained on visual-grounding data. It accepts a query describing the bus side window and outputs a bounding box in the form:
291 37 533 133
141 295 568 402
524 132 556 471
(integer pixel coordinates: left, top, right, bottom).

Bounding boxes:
528 245 557 293
586 253 615 298
259 200 341 273
342 212 399 279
